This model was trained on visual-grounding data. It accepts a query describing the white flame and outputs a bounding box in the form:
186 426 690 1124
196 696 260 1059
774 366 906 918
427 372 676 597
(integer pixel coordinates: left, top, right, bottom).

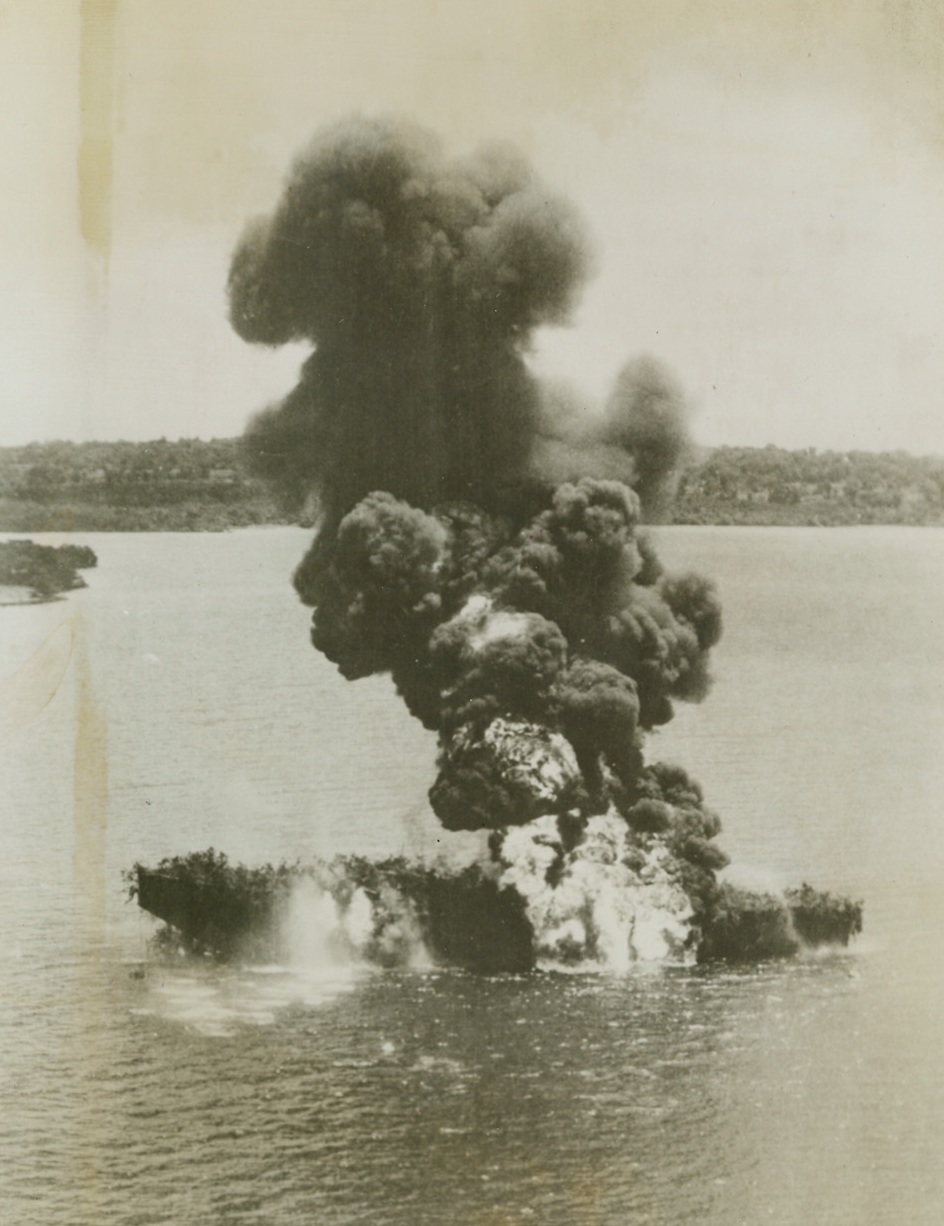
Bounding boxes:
452 593 533 652
499 812 694 970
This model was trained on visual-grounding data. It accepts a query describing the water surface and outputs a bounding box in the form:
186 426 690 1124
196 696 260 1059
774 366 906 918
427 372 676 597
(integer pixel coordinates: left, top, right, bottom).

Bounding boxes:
1 526 942 1224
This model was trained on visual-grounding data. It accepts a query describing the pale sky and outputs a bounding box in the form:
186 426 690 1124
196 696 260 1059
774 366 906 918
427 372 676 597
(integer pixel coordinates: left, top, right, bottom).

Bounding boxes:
3 0 944 453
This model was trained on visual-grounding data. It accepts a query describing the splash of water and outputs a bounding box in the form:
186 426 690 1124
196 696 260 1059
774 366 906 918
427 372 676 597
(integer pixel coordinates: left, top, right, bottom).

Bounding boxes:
281 873 431 971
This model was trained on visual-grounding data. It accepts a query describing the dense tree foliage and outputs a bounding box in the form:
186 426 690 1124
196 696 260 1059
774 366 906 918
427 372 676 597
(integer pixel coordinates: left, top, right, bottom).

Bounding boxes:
676 444 944 526
0 438 283 531
0 540 97 599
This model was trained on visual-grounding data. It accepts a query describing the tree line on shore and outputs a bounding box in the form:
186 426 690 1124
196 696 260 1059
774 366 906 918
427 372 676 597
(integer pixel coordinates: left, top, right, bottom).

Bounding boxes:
0 437 941 531
675 444 944 526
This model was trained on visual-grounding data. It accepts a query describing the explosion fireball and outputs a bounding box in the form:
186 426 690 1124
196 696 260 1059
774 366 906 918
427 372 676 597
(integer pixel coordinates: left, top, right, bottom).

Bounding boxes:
134 116 861 969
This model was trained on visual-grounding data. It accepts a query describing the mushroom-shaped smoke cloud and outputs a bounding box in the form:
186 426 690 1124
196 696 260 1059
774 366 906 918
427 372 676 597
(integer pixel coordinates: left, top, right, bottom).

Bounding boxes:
231 115 592 522
229 115 723 890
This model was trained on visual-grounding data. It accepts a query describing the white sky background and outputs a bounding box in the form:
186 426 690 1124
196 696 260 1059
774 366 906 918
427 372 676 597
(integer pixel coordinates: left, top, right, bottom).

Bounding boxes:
2 0 944 453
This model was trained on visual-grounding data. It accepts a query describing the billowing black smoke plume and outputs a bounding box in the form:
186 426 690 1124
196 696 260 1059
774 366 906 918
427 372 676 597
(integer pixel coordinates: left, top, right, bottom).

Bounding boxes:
231 115 693 526
229 115 729 945
232 116 588 521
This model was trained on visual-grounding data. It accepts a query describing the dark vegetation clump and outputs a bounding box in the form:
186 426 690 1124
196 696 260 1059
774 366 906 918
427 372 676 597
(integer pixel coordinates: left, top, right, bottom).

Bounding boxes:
697 884 801 962
785 883 863 948
129 850 535 972
127 850 300 962
0 539 97 600
698 881 864 963
54 543 97 570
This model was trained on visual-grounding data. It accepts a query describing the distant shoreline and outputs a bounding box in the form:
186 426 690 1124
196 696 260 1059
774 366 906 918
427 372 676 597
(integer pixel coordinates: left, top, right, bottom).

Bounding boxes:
3 502 942 533
1 438 942 531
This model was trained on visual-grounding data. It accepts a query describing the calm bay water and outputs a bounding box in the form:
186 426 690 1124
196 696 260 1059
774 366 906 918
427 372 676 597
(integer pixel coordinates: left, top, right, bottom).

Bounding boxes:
1 526 943 1224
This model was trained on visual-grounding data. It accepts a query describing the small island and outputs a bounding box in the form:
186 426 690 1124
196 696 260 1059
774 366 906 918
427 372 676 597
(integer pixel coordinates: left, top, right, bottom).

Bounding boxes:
0 540 97 603
129 848 863 971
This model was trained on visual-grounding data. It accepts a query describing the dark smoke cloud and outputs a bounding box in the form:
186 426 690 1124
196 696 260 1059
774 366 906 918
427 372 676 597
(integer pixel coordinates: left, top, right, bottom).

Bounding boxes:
307 491 447 682
229 116 723 876
232 114 593 526
601 356 694 520
295 478 720 832
233 116 697 529
529 356 695 522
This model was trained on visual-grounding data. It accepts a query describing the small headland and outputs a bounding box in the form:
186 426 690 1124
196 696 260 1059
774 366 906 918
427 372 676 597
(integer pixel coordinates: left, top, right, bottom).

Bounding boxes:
0 540 97 604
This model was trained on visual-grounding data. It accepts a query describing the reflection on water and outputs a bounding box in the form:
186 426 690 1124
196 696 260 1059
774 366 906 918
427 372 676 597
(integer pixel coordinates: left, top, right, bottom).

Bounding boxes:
1 527 943 1224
